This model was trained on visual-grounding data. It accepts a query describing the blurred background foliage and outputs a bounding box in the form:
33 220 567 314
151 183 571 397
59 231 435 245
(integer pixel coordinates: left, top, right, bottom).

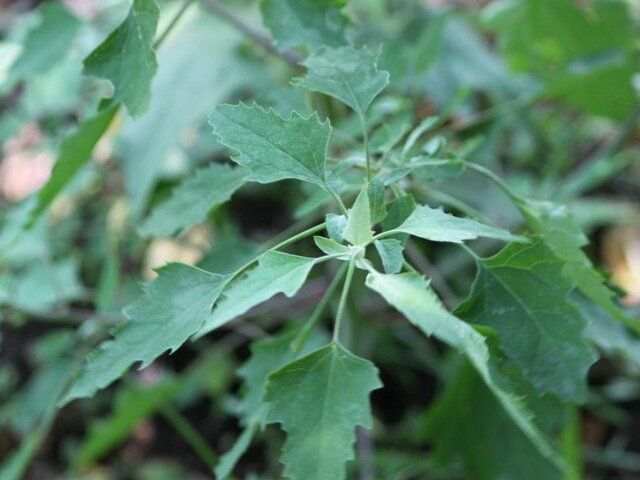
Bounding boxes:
0 0 639 478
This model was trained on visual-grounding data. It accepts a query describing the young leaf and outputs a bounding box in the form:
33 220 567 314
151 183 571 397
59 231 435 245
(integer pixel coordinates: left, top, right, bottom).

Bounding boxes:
456 241 597 402
209 103 330 186
367 177 387 224
383 204 525 243
138 164 248 237
521 200 639 334
342 188 374 246
374 239 404 274
260 0 350 51
83 0 159 117
325 213 347 242
196 251 320 337
60 264 229 404
9 3 81 79
30 105 118 223
365 271 567 471
314 236 351 258
293 46 390 117
264 342 382 480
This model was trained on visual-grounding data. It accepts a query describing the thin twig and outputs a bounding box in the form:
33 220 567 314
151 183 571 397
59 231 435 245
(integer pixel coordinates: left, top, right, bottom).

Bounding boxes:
200 0 301 66
153 0 196 49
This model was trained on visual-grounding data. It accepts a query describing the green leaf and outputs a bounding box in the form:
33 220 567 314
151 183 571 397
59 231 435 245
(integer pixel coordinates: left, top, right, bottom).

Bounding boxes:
520 200 639 334
73 381 178 469
83 0 159 117
384 204 525 244
365 270 567 472
374 239 404 274
367 177 387 225
457 241 597 402
369 113 411 154
264 342 382 480
325 213 347 243
260 0 350 51
424 365 562 480
293 46 390 117
60 264 229 404
314 236 351 258
197 251 320 337
215 422 259 480
342 188 374 246
9 3 81 79
30 105 118 223
139 164 248 237
209 103 330 186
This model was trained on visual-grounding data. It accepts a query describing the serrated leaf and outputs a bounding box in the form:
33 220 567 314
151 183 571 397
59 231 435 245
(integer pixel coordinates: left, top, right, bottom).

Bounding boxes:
424 365 562 480
9 3 81 79
325 213 347 243
521 200 639 334
260 0 349 51
293 46 390 117
196 251 320 337
139 164 248 237
60 264 228 404
265 342 382 480
342 188 374 246
457 241 597 402
365 270 567 472
209 103 330 186
367 177 387 224
374 239 404 274
384 204 525 244
30 105 118 223
83 0 159 116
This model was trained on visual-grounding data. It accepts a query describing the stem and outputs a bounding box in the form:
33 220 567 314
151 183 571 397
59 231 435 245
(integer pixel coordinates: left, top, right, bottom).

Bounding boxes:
359 113 371 182
161 403 218 470
463 160 525 205
153 0 195 49
291 263 349 354
200 0 301 66
333 256 357 343
323 183 349 215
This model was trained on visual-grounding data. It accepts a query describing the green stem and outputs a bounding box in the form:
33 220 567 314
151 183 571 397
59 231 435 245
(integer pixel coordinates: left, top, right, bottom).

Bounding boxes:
153 0 195 49
333 256 357 343
161 403 218 470
359 113 371 182
463 160 525 205
292 263 349 354
323 183 349 215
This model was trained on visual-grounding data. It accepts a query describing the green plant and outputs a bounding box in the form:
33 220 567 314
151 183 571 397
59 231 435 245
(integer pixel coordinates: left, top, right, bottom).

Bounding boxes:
1 0 639 479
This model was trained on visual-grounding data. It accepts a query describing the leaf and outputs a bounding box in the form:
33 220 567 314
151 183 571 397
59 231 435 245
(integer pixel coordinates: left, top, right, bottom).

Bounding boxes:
342 188 374 246
60 264 229 404
520 200 639 334
424 364 562 480
365 270 567 472
384 204 525 244
139 164 248 237
30 105 118 223
369 113 411 154
325 213 347 243
374 239 404 274
456 241 597 402
196 251 320 337
367 177 387 225
314 236 351 258
209 103 331 186
9 3 81 79
293 46 390 117
264 342 382 480
260 0 350 51
83 0 159 117
216 328 327 479
73 381 178 469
